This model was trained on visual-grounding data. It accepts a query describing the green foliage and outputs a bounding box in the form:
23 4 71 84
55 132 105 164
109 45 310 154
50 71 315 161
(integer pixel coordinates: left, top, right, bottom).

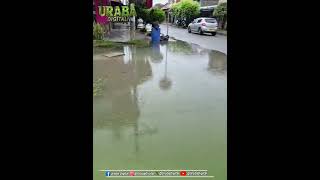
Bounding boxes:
136 5 165 24
141 9 151 23
149 8 166 23
124 40 149 47
213 2 227 29
171 0 200 25
93 40 119 48
213 2 227 17
93 22 104 40
93 39 149 48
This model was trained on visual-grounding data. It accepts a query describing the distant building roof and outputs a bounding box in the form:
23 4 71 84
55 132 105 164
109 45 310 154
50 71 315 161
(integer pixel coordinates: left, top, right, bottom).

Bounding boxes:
153 3 165 9
161 3 171 10
200 5 218 10
200 0 219 7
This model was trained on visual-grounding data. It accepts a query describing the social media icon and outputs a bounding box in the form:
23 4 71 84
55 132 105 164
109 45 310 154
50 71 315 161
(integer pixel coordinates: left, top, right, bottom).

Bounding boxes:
105 170 111 176
180 171 187 176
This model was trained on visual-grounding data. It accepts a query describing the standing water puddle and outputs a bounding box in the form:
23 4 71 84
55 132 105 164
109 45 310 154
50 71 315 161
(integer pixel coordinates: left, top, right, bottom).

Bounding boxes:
93 40 227 180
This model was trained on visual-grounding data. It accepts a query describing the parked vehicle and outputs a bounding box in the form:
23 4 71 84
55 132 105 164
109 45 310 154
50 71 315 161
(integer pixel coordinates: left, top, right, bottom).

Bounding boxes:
145 23 152 35
175 19 187 28
188 18 218 36
160 33 169 41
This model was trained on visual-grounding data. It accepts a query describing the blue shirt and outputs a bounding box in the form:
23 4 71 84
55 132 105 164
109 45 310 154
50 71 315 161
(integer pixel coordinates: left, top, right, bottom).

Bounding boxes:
151 27 161 43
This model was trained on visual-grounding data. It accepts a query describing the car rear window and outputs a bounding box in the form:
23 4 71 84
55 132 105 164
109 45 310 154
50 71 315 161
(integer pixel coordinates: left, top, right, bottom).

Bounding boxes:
205 19 217 23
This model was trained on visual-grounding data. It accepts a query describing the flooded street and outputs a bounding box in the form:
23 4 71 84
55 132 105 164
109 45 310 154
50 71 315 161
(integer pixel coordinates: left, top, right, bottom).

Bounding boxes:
93 41 227 180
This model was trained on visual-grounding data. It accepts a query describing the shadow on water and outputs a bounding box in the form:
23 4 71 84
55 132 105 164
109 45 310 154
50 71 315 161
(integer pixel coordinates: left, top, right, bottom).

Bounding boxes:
159 42 172 90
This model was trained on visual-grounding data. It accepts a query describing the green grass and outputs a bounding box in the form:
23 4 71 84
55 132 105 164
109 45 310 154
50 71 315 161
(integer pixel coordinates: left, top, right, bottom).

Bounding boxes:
93 40 120 48
124 39 149 47
93 39 149 48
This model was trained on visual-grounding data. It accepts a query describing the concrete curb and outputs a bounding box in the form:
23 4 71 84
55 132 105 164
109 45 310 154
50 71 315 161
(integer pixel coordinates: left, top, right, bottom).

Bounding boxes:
217 31 227 36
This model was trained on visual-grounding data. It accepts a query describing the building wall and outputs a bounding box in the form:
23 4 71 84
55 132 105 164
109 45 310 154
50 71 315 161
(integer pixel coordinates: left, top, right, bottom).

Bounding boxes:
146 0 152 8
200 0 219 6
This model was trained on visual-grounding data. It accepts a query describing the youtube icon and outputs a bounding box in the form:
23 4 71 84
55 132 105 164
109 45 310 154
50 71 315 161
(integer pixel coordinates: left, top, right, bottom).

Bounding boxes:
180 171 187 176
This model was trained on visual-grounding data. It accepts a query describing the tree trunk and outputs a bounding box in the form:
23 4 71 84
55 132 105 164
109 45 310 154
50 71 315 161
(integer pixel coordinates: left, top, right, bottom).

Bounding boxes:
219 16 223 29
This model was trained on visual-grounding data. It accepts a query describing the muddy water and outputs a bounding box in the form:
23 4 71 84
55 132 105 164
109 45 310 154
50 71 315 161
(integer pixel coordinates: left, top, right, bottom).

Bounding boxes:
93 41 227 180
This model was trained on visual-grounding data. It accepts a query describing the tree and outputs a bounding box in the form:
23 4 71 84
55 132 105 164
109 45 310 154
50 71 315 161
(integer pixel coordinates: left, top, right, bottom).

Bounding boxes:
135 5 151 23
213 2 227 29
149 8 166 23
171 0 200 26
136 6 165 24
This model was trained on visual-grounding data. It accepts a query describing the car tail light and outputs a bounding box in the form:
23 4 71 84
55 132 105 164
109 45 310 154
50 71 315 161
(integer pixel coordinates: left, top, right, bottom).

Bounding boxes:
201 23 206 26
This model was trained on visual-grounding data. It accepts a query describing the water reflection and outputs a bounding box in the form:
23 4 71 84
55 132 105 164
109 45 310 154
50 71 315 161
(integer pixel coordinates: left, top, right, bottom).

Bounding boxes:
93 45 158 157
208 50 227 76
93 46 153 131
93 43 227 130
168 40 203 55
159 43 172 90
150 42 163 63
168 40 193 54
93 42 227 179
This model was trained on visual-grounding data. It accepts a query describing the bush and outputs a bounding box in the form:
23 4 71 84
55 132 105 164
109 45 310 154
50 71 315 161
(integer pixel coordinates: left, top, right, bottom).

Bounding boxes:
213 2 227 17
140 9 151 23
93 22 104 40
172 0 200 26
136 4 151 23
213 2 227 29
149 8 166 23
136 6 165 24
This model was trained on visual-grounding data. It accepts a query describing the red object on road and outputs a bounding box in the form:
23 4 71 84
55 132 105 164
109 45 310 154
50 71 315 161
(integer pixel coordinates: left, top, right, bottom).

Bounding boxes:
180 171 187 176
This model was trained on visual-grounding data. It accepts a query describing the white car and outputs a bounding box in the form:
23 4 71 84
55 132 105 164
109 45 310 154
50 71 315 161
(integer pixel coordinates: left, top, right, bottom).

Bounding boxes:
146 24 152 32
188 18 218 36
137 23 145 29
137 18 144 29
145 23 152 35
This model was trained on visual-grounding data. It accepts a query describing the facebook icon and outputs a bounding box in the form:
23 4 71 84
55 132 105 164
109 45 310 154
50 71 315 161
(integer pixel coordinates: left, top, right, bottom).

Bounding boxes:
105 170 111 176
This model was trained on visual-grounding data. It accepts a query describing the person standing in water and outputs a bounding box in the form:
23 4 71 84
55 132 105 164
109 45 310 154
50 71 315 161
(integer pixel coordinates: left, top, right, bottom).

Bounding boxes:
151 21 161 43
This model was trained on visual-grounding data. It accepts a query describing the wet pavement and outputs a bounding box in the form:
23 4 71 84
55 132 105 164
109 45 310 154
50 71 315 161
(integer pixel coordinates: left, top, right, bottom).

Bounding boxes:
93 40 227 180
160 24 227 54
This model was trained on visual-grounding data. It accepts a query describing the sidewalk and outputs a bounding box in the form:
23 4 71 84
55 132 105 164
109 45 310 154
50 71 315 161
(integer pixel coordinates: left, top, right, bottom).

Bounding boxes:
217 30 227 36
104 23 148 42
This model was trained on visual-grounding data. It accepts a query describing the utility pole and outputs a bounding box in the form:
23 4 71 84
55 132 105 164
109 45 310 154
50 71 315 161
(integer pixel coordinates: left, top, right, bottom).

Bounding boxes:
167 11 169 36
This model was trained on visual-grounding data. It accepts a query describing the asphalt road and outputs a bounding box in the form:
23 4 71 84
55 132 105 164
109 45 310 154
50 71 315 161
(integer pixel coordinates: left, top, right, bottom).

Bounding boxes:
160 24 227 54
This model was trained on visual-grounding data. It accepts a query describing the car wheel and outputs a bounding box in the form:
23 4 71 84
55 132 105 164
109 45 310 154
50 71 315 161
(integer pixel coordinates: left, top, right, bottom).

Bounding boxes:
211 32 216 36
199 28 203 35
188 27 191 33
